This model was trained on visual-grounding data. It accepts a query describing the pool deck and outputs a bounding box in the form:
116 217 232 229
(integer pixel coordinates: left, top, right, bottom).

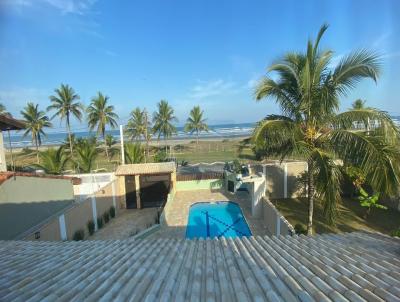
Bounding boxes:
150 189 267 238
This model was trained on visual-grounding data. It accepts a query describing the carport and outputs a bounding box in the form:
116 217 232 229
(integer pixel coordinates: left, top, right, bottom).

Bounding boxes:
115 162 176 209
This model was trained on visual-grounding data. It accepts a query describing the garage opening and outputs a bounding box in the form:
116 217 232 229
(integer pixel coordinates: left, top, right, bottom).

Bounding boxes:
140 174 170 208
125 176 137 209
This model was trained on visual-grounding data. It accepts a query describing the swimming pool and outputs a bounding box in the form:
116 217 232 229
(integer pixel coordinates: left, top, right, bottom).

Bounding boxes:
186 201 252 239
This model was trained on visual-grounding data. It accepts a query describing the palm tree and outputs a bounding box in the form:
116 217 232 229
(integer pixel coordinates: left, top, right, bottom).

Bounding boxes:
126 107 152 161
20 103 52 163
352 99 366 109
124 142 145 164
74 138 98 173
34 146 69 174
0 103 9 115
184 106 209 146
48 84 83 155
152 100 177 152
253 24 400 235
126 107 146 140
105 134 118 159
87 92 119 161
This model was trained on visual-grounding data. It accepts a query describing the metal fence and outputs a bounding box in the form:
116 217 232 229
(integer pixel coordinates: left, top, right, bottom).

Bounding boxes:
176 172 224 181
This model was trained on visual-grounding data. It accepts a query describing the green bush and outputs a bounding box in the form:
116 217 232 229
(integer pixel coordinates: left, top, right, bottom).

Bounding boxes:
103 212 110 223
154 150 167 162
294 223 307 235
87 220 95 235
109 206 116 218
391 229 400 238
97 217 104 229
73 229 84 241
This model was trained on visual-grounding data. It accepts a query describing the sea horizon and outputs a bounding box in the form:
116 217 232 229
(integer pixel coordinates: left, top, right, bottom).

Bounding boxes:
7 115 400 148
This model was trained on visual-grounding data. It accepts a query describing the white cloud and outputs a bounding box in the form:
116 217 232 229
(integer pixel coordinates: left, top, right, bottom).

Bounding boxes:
188 79 236 99
2 0 97 15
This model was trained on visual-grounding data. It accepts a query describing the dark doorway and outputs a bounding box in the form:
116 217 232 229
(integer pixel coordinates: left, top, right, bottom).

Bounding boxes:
125 176 137 209
140 174 170 208
228 180 235 192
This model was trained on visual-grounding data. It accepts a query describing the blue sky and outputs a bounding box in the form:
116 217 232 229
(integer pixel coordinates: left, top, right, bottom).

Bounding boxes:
0 0 399 130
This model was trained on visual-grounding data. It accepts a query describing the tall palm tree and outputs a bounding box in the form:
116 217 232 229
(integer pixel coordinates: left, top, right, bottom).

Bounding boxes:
184 105 209 146
34 146 69 174
126 107 146 141
105 134 118 159
253 24 400 235
152 100 177 152
87 92 119 161
126 107 152 161
20 103 52 163
48 84 83 155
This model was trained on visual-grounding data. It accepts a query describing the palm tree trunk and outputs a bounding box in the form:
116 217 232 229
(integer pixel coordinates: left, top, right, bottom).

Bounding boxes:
67 123 73 155
307 161 314 235
35 137 39 164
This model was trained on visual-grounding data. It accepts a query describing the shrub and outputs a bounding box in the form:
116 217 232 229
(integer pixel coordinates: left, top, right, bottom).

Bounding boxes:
103 212 110 224
391 229 400 238
73 229 84 241
97 217 103 229
109 206 116 218
87 220 95 235
294 223 307 235
154 150 167 162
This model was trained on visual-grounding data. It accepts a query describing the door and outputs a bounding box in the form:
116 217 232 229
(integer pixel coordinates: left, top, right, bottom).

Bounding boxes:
125 176 137 209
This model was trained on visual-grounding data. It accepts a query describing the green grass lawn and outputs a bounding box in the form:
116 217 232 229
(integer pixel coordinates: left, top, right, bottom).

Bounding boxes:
274 197 400 235
7 138 258 172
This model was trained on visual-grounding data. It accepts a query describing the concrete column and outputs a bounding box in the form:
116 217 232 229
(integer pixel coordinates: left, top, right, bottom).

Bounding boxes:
59 214 67 241
0 132 7 172
135 175 141 209
111 180 117 210
91 195 98 231
284 163 288 198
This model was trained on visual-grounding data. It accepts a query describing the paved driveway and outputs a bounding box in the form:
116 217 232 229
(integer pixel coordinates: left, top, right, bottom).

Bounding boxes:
89 208 158 240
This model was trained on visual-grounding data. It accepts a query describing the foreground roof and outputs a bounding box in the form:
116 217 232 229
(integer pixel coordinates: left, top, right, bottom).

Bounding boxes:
115 162 175 176
0 232 399 301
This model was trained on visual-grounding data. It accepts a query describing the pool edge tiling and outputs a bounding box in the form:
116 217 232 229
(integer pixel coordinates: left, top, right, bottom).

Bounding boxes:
186 201 252 239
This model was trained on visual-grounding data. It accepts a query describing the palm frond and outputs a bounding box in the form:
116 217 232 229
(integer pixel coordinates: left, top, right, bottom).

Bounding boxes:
330 129 400 195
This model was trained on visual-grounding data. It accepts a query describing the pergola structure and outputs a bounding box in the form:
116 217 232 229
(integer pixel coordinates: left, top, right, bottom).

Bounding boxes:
115 162 176 209
0 114 25 172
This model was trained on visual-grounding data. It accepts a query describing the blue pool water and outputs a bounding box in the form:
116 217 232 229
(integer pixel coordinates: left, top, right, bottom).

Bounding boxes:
186 201 252 239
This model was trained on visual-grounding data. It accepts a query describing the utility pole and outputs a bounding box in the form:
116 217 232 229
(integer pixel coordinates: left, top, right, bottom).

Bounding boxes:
120 125 125 165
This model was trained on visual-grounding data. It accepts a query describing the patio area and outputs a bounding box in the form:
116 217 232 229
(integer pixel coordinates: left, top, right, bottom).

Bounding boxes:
88 208 159 240
150 189 267 238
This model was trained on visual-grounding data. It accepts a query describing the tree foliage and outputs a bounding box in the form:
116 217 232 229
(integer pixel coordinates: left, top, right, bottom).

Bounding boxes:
253 24 399 233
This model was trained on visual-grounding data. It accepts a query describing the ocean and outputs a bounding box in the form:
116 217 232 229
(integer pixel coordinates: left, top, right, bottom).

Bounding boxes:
6 122 257 148
7 116 400 148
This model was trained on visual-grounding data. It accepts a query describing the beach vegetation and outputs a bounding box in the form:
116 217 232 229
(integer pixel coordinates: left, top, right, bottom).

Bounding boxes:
48 84 84 156
152 100 177 151
34 146 70 174
74 138 99 173
124 142 144 164
253 24 400 234
184 106 209 146
87 92 119 162
126 107 152 161
20 102 52 163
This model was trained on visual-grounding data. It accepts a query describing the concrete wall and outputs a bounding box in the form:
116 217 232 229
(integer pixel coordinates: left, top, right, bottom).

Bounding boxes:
176 179 223 191
262 198 295 236
263 161 307 199
21 179 120 241
0 176 74 203
0 132 6 172
0 176 75 240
